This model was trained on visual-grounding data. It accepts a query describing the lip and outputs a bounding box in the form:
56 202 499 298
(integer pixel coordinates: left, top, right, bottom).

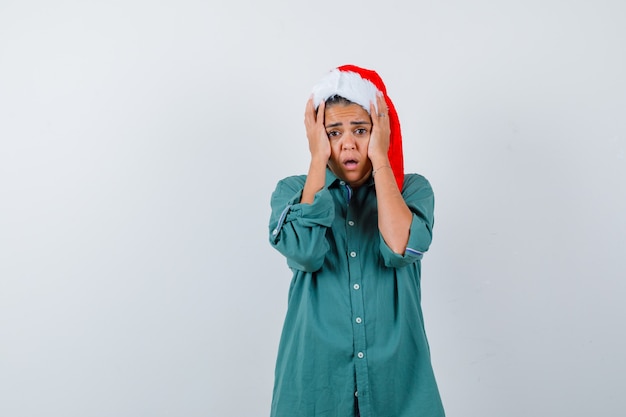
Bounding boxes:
342 158 360 170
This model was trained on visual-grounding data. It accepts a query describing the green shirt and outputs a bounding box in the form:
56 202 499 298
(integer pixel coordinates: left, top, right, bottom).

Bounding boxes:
269 169 445 417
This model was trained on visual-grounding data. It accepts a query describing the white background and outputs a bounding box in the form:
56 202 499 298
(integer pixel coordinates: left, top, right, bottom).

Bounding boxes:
1 1 625 416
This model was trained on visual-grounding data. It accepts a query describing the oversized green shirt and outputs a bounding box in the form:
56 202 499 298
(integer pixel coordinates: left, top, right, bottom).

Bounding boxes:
269 169 445 417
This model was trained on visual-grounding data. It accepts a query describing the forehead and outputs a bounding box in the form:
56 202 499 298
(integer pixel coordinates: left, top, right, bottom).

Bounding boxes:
324 103 370 124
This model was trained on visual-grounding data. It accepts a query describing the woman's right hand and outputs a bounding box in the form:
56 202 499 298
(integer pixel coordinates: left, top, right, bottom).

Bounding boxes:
304 97 331 162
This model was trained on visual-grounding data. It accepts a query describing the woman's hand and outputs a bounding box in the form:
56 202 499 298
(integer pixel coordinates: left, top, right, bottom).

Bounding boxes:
304 96 331 163
301 97 330 204
368 92 391 167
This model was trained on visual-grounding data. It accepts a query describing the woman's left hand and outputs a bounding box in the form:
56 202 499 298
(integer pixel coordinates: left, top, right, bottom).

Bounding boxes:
368 92 391 166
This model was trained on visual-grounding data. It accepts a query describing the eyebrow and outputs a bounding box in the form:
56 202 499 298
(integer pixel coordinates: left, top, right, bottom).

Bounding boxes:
325 121 372 128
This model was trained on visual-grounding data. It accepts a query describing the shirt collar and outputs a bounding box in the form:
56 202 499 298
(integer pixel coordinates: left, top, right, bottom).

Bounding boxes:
325 167 375 189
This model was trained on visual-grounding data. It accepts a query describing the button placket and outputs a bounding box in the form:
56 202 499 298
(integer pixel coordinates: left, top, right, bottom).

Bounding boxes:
345 199 369 406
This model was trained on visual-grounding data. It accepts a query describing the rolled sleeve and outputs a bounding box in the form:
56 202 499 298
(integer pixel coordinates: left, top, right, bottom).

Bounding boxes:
380 174 435 268
269 177 335 272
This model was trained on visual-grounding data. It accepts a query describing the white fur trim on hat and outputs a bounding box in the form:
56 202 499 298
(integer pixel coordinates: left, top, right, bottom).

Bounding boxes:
311 69 380 114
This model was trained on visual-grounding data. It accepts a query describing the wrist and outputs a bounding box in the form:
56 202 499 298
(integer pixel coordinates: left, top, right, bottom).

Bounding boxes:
310 155 329 168
369 155 390 169
372 165 392 177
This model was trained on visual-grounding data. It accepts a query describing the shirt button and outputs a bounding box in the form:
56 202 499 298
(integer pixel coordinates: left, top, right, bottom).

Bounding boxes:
355 317 362 324
353 284 360 290
355 391 358 397
348 220 355 226
340 181 345 185
357 352 364 359
350 251 357 258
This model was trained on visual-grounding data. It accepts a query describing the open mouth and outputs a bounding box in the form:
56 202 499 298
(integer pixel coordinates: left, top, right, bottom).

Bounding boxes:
343 159 359 169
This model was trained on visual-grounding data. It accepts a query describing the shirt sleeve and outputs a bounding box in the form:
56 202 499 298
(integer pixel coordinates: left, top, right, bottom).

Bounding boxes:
269 176 335 272
380 174 435 268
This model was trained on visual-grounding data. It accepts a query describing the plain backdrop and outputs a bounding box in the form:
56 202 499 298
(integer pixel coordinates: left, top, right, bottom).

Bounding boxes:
1 1 625 416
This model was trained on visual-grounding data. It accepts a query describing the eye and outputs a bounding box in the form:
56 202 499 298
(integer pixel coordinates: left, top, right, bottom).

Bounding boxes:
327 130 341 139
354 128 368 136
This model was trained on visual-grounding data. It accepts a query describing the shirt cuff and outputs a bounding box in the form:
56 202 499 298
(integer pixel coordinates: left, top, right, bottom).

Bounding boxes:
379 214 431 268
271 187 335 241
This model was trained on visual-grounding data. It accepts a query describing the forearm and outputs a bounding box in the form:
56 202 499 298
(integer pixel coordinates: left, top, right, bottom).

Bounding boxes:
372 162 412 254
301 158 327 204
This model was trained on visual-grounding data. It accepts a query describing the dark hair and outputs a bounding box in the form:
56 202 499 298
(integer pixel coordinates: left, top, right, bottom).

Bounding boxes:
324 95 355 108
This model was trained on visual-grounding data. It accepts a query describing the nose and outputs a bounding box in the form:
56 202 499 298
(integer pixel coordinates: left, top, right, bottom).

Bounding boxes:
342 133 356 150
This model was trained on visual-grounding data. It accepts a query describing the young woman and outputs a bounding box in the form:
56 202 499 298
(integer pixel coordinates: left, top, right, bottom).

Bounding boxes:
268 65 445 417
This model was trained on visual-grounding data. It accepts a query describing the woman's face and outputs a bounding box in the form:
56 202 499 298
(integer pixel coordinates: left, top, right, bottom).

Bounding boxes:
324 102 373 188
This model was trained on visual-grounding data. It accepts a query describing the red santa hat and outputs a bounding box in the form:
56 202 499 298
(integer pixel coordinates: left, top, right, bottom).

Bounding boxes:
311 64 404 190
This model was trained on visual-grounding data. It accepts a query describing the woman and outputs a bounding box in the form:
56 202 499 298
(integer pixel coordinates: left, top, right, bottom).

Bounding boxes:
269 65 445 417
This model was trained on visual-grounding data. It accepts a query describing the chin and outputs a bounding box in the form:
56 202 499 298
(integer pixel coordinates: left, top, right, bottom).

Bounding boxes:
330 164 370 186
344 171 370 186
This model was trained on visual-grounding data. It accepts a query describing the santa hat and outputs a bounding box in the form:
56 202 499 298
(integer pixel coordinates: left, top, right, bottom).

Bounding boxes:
311 64 404 190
